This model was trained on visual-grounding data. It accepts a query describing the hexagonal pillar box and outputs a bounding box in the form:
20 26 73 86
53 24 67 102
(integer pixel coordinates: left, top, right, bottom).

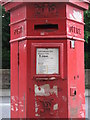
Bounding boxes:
2 0 89 119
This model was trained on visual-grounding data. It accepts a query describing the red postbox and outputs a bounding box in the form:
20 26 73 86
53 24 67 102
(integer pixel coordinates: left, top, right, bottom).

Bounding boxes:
2 0 89 119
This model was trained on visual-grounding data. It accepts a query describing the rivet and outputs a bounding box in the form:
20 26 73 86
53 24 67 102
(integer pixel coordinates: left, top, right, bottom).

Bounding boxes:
74 76 76 80
77 75 79 79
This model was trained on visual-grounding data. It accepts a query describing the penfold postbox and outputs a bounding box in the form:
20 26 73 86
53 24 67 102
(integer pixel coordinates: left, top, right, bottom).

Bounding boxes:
3 1 89 119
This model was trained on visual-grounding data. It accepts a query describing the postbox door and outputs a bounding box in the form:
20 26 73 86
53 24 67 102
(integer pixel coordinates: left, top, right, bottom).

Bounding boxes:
30 42 67 118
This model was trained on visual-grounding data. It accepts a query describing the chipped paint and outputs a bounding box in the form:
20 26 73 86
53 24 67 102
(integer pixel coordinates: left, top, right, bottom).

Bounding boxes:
80 111 85 118
19 96 24 113
79 94 83 99
62 96 67 102
11 96 18 112
11 96 24 112
84 92 85 97
70 107 78 116
82 104 85 110
24 44 26 49
34 84 58 117
35 113 40 117
34 84 58 96
53 104 58 110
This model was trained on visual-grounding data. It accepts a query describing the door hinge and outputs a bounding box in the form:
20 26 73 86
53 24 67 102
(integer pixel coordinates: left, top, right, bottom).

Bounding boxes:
18 52 19 65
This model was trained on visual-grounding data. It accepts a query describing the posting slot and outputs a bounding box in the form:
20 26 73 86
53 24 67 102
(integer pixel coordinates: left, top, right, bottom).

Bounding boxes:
34 24 58 32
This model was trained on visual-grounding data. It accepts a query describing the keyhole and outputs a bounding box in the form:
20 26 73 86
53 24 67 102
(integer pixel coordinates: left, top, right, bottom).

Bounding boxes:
74 90 76 95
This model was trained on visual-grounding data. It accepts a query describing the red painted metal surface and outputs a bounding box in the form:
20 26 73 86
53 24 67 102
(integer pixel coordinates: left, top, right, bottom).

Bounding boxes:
67 40 85 118
3 1 89 119
11 42 19 118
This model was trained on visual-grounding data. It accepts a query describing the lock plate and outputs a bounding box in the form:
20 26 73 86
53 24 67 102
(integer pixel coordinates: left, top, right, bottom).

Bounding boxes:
70 87 76 96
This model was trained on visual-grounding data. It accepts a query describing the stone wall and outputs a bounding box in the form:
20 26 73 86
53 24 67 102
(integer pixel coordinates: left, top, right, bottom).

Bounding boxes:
0 69 90 89
0 69 10 89
85 69 90 88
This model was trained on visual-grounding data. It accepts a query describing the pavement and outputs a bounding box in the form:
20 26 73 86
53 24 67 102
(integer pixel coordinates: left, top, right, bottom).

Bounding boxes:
0 89 90 119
